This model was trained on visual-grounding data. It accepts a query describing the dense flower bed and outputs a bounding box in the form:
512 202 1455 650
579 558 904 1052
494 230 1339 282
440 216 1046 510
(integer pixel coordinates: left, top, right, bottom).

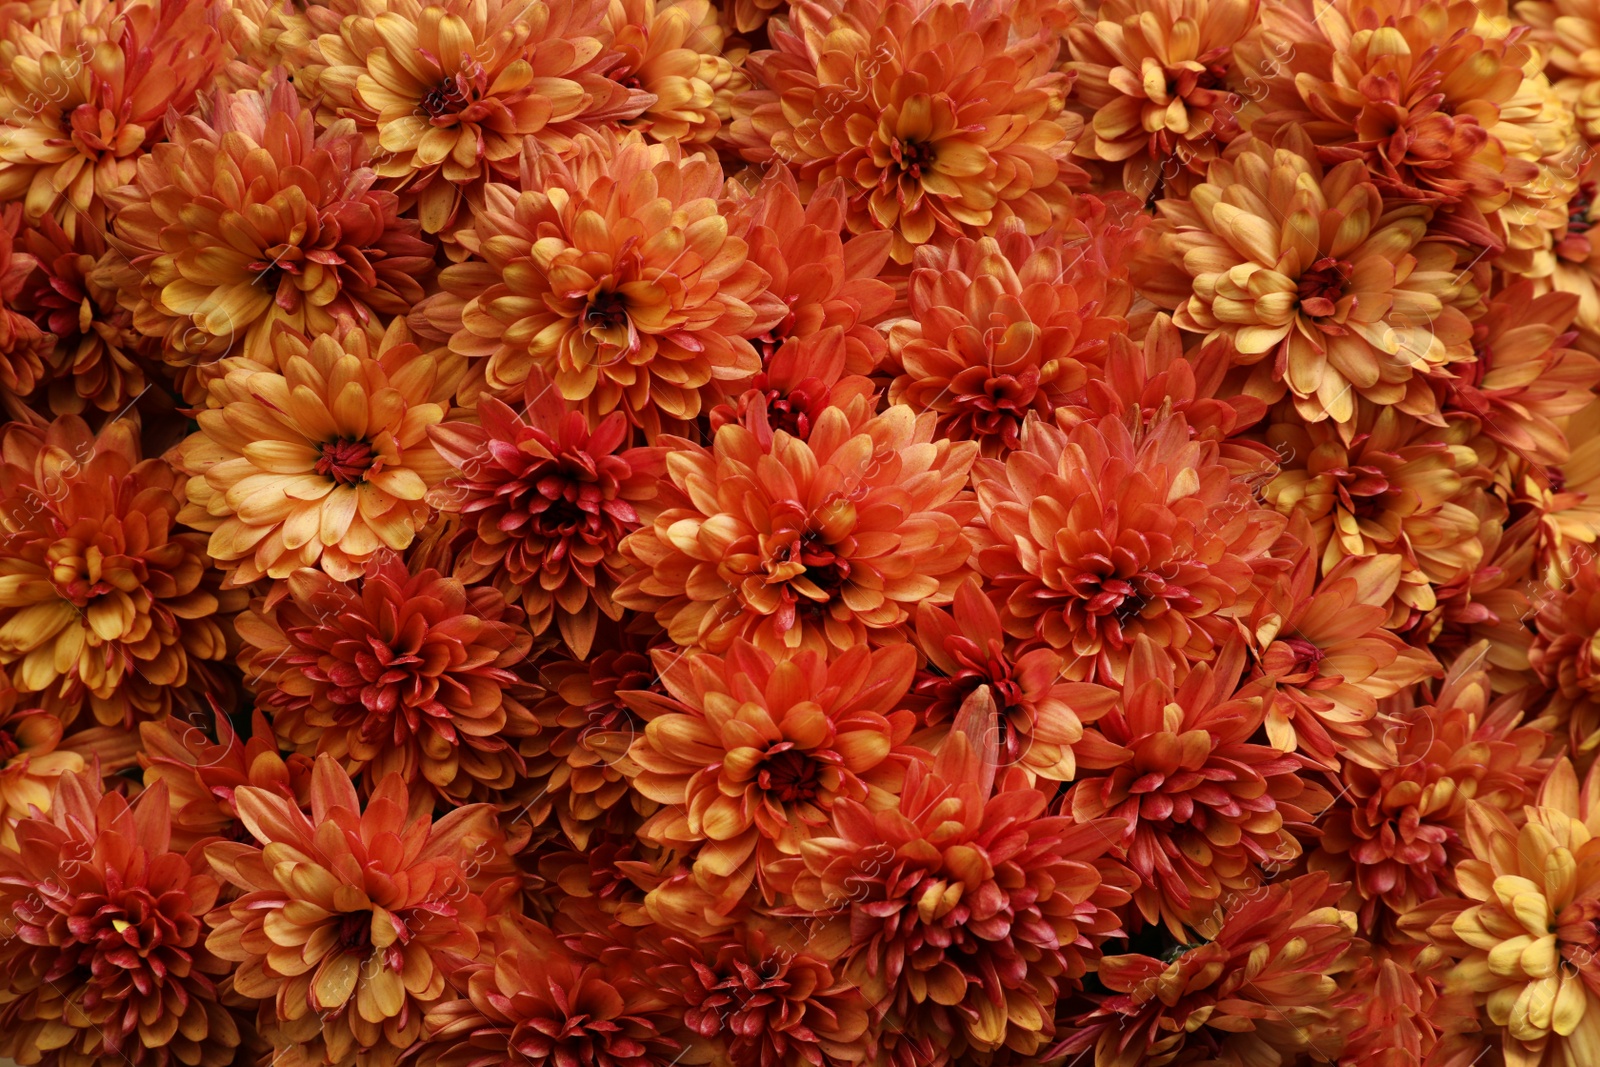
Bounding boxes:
1 0 1599 1065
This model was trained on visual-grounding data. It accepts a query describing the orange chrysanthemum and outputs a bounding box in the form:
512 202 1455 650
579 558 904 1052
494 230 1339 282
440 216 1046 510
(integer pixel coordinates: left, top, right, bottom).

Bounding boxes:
0 202 49 405
1065 0 1255 199
1530 555 1600 762
732 0 1086 263
236 560 538 806
434 131 781 432
307 0 644 234
0 0 220 229
1247 551 1438 769
0 415 233 728
1059 874 1360 1067
791 688 1131 1065
623 639 919 911
206 756 503 1067
108 74 434 394
967 414 1286 685
1068 636 1331 935
0 772 240 1067
1262 403 1491 624
604 0 738 146
1311 643 1548 929
887 203 1143 455
427 389 667 658
615 404 976 658
174 320 452 585
1150 131 1477 427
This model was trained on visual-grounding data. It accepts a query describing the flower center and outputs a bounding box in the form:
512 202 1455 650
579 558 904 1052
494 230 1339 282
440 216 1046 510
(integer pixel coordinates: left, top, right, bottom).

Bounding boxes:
337 911 373 954
586 290 630 332
1297 257 1352 318
1283 637 1325 674
1571 182 1596 234
891 137 937 178
316 439 375 486
757 748 822 804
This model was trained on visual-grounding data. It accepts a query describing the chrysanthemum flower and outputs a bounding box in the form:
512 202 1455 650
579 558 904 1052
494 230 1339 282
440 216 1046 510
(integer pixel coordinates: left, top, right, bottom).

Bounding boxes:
1261 402 1490 624
107 74 434 392
517 617 666 851
0 680 80 848
908 578 1118 780
1058 873 1360 1067
791 687 1132 1064
435 131 781 433
0 0 220 228
887 204 1143 455
1247 552 1438 769
308 0 644 234
1335 944 1489 1067
651 927 872 1067
0 772 240 1067
139 707 313 854
423 914 693 1067
1064 0 1255 199
731 0 1085 263
206 756 502 1067
967 413 1285 685
622 639 919 911
427 388 667 658
174 320 452 585
1528 397 1600 569
15 213 146 415
1432 760 1600 1066
0 415 232 728
1068 636 1330 935
604 0 738 146
0 203 48 404
1151 131 1477 427
1248 0 1538 215
1530 555 1600 763
727 172 897 380
615 403 976 658
1313 646 1548 929
236 560 537 806
1443 282 1600 467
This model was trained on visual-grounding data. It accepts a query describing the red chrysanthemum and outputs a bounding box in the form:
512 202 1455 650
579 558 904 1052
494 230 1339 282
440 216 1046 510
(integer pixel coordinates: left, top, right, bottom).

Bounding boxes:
1068 636 1332 935
0 772 240 1067
428 388 667 658
206 756 504 1067
235 560 538 806
791 687 1133 1065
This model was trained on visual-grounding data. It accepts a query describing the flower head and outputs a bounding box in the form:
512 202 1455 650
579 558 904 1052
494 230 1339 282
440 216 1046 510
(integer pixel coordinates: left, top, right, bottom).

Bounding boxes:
108 74 434 395
174 319 451 585
427 390 667 658
616 404 976 659
437 131 781 433
0 678 80 848
623 639 920 911
967 413 1286 685
732 0 1085 263
205 756 503 1067
236 559 537 807
0 772 240 1067
0 415 232 728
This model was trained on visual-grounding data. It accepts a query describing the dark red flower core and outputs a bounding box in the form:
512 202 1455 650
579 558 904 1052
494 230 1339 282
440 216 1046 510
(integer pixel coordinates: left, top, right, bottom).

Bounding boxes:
316 439 375 485
1298 257 1352 317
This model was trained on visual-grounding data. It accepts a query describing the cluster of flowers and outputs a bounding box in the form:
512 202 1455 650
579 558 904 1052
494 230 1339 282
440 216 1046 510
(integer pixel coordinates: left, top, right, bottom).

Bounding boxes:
5 0 1600 1064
